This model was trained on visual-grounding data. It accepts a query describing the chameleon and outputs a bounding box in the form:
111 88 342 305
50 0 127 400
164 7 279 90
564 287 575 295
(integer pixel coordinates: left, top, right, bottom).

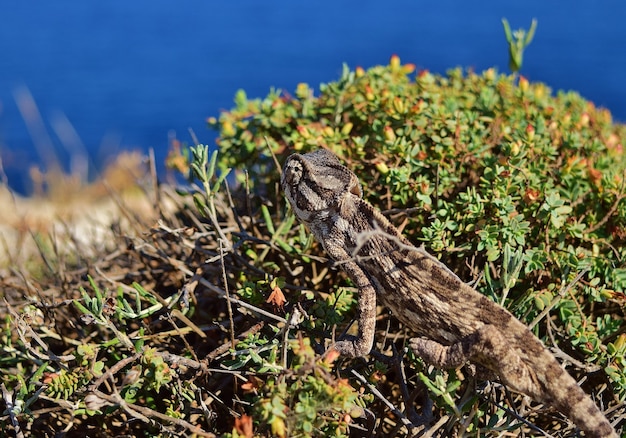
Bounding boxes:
280 148 617 437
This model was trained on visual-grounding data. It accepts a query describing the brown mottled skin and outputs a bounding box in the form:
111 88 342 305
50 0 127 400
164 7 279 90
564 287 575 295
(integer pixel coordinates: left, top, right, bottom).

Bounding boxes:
281 149 617 437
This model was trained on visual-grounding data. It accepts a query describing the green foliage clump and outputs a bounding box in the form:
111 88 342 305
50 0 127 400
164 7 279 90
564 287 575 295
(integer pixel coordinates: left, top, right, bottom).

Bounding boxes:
45 344 104 401
1 274 202 436
251 338 364 438
209 56 626 429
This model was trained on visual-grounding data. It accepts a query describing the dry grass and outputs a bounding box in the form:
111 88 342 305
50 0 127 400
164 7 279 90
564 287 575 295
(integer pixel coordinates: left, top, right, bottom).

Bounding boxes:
0 152 158 268
0 151 305 436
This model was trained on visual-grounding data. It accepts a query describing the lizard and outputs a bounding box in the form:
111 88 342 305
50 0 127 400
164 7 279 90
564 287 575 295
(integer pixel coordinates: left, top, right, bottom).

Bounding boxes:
280 148 618 437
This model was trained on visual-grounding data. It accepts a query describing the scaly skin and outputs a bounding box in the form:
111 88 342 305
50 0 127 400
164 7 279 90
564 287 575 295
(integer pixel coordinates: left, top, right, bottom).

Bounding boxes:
281 149 617 437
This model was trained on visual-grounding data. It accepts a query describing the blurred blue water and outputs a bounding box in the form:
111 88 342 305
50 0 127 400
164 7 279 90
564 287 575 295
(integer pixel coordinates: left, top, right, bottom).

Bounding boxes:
1 1 625 194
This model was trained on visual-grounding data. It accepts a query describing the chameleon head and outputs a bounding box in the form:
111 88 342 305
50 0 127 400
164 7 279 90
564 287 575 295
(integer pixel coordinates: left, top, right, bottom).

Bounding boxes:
281 149 363 223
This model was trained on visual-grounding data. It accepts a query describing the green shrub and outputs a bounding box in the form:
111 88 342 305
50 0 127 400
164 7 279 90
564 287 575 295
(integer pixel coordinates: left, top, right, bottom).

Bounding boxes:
209 56 626 433
4 56 624 437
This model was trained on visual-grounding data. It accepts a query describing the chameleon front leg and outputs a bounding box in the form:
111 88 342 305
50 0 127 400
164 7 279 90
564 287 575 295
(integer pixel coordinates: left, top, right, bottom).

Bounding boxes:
325 244 378 358
409 324 540 398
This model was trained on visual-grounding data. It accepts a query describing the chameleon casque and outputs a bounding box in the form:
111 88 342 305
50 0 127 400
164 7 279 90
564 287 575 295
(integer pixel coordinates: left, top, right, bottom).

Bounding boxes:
281 148 617 437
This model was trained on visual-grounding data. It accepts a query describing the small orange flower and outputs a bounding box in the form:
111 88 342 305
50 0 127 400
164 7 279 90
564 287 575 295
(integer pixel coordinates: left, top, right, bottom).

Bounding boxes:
266 283 286 311
234 414 254 438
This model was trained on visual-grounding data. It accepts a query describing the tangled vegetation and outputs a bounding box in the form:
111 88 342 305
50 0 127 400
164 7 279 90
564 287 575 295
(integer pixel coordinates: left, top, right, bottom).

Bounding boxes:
1 57 625 437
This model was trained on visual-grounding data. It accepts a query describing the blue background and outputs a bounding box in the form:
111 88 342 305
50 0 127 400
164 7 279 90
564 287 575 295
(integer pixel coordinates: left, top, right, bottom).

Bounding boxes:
1 1 625 193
